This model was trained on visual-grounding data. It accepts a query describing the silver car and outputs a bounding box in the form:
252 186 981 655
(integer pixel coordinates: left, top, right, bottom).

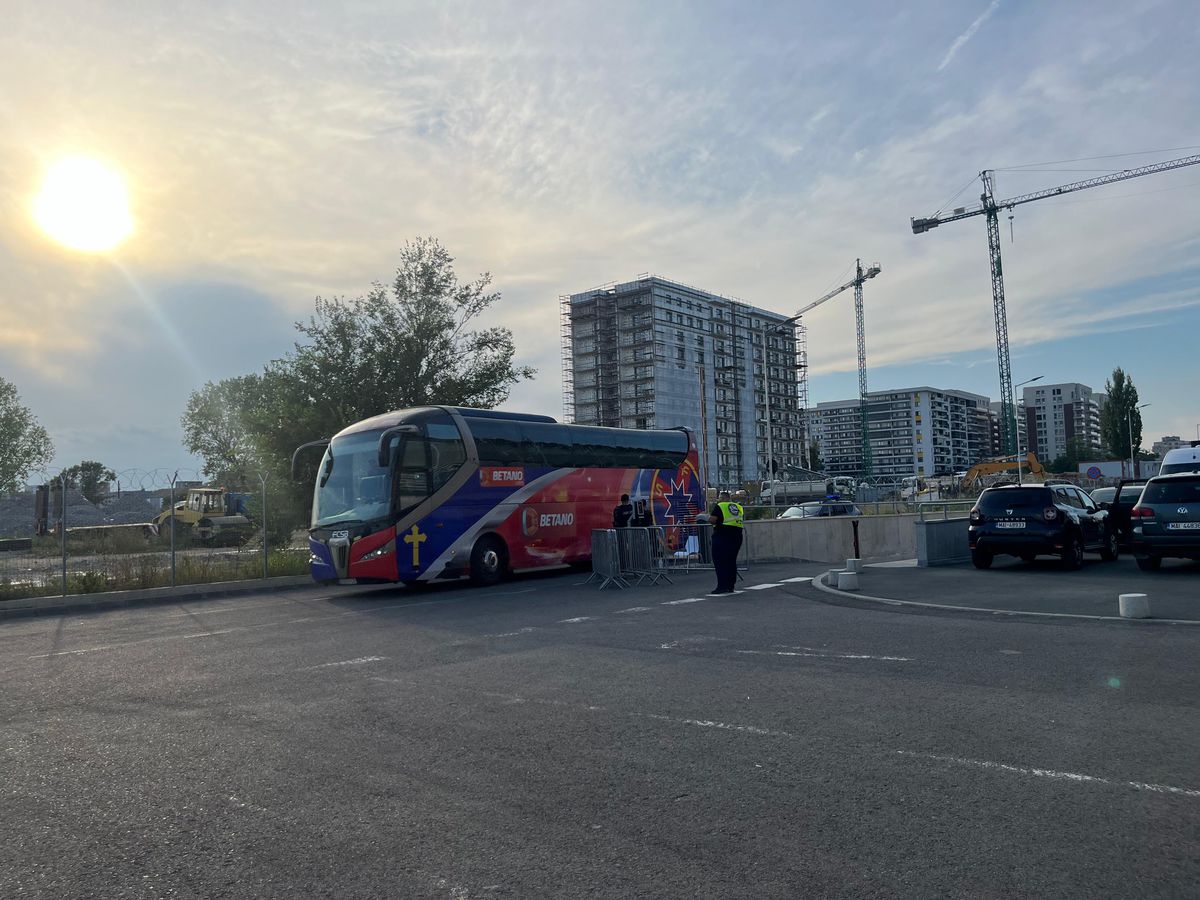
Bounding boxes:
1131 473 1200 571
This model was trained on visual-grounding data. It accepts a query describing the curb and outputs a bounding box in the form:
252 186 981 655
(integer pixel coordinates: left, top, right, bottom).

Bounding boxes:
810 570 1200 626
0 575 317 621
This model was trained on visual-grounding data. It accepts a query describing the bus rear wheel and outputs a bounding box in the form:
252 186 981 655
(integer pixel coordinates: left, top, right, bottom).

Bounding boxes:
470 535 508 585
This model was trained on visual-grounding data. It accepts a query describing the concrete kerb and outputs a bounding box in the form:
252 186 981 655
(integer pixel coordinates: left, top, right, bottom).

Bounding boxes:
0 575 316 621
810 569 1200 626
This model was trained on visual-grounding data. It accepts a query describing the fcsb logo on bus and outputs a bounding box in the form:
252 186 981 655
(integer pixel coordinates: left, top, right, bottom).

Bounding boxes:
480 467 525 488
521 507 575 537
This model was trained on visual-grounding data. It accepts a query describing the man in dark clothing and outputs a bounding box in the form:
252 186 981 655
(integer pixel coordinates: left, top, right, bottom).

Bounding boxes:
708 492 744 594
612 494 633 528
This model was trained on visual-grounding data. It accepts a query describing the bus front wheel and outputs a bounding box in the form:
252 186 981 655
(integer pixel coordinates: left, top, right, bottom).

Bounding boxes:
470 535 509 585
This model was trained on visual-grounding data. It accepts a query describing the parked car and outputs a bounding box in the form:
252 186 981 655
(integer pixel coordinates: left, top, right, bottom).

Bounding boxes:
1158 444 1200 475
1090 480 1148 549
1130 472 1200 571
968 483 1118 570
777 501 862 519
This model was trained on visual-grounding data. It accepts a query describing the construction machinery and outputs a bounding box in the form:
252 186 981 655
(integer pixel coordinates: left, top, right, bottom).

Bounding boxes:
153 487 253 543
770 261 881 481
960 453 1046 491
913 151 1200 456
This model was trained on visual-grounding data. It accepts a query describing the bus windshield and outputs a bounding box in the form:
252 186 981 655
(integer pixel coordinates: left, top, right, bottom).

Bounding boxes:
312 429 393 528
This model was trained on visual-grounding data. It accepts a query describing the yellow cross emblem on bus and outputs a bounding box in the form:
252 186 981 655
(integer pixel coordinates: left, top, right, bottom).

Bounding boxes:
403 524 427 568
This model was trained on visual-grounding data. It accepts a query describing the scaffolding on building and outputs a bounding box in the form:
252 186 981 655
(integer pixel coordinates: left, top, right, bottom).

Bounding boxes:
559 294 574 423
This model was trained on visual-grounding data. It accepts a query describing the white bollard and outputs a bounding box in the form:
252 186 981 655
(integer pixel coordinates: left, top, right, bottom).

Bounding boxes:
1119 593 1150 619
836 570 860 591
845 558 861 573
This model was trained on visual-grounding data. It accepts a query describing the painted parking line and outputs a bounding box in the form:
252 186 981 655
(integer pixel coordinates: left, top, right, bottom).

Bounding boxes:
662 598 706 605
897 750 1200 799
615 606 654 614
738 649 914 662
781 576 814 583
558 616 596 624
299 655 386 671
745 583 783 590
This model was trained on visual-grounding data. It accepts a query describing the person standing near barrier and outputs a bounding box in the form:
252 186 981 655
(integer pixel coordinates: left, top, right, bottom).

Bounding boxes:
612 494 633 528
708 491 744 595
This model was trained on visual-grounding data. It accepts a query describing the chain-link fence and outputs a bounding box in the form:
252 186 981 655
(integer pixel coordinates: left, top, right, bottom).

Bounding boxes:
0 468 309 602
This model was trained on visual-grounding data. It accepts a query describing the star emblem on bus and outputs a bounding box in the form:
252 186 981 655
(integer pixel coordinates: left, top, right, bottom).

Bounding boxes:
662 478 696 524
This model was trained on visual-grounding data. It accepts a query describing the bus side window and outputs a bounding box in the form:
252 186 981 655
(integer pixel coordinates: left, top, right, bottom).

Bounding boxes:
426 423 467 490
394 437 431 513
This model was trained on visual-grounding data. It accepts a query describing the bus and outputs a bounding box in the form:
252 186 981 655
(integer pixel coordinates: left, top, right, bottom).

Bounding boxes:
296 406 705 586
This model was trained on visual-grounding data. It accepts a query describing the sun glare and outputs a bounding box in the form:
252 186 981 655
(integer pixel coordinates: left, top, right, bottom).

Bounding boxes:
33 157 134 253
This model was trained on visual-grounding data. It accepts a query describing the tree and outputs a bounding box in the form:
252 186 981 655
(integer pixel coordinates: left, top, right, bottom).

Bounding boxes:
180 237 536 524
1100 368 1142 461
0 377 54 494
807 438 822 472
59 460 117 503
181 376 265 487
1046 437 1088 474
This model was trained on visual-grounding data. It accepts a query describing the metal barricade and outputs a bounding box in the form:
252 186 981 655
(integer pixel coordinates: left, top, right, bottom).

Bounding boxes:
658 523 714 571
586 529 628 590
615 527 672 585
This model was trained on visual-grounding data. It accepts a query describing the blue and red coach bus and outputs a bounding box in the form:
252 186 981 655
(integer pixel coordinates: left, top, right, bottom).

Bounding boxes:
296 406 705 585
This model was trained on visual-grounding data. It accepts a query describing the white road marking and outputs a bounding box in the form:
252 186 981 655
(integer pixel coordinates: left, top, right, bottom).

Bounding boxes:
558 616 595 624
299 655 386 671
660 641 679 650
781 576 813 583
662 597 705 605
480 627 538 638
745 583 783 590
738 649 913 662
637 713 792 737
898 750 1200 799
615 606 653 613
30 629 236 658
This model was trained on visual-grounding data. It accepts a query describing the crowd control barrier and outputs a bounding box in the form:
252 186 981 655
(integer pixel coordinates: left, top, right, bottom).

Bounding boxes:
586 529 629 590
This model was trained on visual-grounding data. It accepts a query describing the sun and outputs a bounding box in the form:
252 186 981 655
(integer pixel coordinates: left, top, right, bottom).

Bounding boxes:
33 157 134 253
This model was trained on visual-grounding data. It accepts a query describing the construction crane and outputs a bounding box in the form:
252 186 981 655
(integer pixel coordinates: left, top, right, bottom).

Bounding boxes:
769 260 881 481
912 151 1200 456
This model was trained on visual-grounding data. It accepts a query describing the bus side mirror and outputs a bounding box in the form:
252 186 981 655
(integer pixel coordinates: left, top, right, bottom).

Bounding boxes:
377 425 419 467
291 439 330 481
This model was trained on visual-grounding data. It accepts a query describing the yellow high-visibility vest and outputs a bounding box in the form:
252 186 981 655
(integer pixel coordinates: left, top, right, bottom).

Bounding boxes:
716 501 745 528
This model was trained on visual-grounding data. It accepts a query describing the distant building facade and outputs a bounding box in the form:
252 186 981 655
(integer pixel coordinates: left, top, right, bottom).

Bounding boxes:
562 276 805 487
1152 435 1191 457
1021 382 1104 461
814 387 993 478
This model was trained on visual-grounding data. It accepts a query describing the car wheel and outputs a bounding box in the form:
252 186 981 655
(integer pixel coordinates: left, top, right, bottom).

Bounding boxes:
971 548 993 570
1061 533 1084 570
1135 555 1162 572
1100 530 1119 562
470 535 509 585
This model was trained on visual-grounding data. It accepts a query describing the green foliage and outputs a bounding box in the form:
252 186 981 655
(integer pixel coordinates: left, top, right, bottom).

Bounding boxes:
807 439 822 472
1099 368 1142 460
58 460 117 503
0 377 54 494
180 237 536 524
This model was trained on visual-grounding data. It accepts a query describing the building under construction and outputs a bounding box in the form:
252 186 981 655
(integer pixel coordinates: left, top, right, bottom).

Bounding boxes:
560 275 806 488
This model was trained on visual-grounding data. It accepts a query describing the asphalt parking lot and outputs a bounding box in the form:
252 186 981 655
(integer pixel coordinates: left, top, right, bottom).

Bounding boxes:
2 563 1198 898
842 556 1200 621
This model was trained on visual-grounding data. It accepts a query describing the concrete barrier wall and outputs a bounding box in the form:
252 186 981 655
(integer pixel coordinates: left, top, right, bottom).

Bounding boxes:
914 517 971 567
745 515 918 564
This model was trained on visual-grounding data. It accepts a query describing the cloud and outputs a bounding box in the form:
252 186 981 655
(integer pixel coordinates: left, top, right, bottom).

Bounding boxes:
938 0 1002 72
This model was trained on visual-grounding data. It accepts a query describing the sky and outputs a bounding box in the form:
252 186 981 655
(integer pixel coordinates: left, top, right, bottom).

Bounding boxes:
1 0 1198 482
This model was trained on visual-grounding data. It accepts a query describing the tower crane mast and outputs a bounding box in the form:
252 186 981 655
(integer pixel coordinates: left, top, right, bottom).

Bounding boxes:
913 152 1200 455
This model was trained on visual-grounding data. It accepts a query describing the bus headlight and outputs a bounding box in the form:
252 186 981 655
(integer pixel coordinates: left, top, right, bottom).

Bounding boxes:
360 540 396 562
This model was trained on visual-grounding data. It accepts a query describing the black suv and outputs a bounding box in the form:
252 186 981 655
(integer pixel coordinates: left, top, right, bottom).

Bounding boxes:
1130 473 1200 570
968 483 1118 570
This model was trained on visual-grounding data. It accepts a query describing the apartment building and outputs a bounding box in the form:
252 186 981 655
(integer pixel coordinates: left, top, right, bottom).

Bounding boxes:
814 387 993 478
1021 382 1105 460
562 276 805 487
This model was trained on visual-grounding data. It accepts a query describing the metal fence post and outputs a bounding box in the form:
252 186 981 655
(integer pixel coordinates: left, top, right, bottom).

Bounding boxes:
169 470 177 588
259 471 269 579
60 472 67 596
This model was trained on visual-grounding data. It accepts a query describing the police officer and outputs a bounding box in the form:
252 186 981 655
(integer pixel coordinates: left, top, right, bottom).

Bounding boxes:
708 491 744 594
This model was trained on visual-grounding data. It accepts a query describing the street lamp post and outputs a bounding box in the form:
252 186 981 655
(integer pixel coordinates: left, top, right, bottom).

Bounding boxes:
1013 375 1044 484
1128 402 1151 478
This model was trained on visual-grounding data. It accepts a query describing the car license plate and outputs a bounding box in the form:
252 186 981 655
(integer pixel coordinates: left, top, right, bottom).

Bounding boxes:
1167 522 1200 530
997 521 1026 529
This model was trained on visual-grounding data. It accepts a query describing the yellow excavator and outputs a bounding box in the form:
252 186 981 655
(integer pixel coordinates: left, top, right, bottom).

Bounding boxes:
960 452 1045 491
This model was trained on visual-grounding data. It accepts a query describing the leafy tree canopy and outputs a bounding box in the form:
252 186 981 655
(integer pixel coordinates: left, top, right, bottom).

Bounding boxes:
59 460 117 503
1100 367 1142 461
180 238 536 525
0 377 54 494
